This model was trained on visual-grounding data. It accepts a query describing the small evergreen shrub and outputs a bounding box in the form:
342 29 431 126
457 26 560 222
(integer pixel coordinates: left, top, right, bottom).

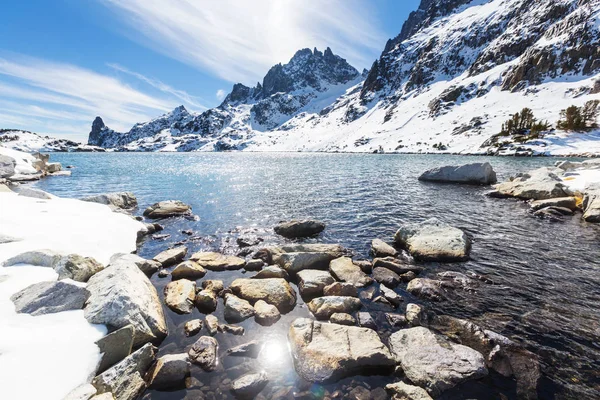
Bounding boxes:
557 100 600 131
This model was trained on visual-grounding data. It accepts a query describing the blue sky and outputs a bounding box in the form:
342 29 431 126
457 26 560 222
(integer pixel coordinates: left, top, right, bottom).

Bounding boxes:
0 0 420 141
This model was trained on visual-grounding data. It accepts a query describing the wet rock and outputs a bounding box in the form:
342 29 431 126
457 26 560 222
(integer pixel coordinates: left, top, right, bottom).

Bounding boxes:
385 313 407 329
202 279 224 293
583 187 600 222
370 239 398 258
96 325 135 374
164 279 196 314
92 343 156 400
530 196 578 211
274 220 326 238
494 167 571 200
307 296 362 319
153 246 187 267
252 265 289 280
323 282 358 297
534 206 574 217
237 236 262 248
148 353 190 390
385 381 433 400
231 371 269 398
329 257 373 287
394 218 471 262
288 318 395 383
254 299 281 326
54 254 104 282
158 269 169 278
359 285 377 301
143 200 191 219
224 293 256 322
276 252 336 274
372 295 394 310
353 260 372 274
357 312 377 330
252 248 273 264
184 319 203 337
189 336 219 372
230 278 297 312
1 249 61 268
190 252 246 271
11 280 89 316
171 260 206 280
82 192 138 211
372 257 423 275
220 324 245 335
244 259 264 271
109 253 160 277
380 284 403 306
195 290 218 312
227 340 261 358
419 162 497 185
205 315 219 335
85 262 168 347
400 271 417 282
297 269 335 297
388 327 487 396
405 303 426 326
407 278 443 301
372 267 400 288
330 312 356 326
182 229 193 236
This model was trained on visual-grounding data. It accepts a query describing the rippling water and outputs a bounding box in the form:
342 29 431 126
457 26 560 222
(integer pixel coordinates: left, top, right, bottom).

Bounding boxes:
34 153 600 399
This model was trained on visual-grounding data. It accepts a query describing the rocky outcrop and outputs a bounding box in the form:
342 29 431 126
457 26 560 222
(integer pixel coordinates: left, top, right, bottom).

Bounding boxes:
164 279 196 314
190 252 245 271
92 343 156 400
11 280 89 316
288 318 395 383
230 278 297 312
307 296 362 319
493 168 571 200
388 327 487 396
143 200 191 219
394 218 471 262
329 257 373 287
418 163 497 185
274 220 326 238
84 262 168 346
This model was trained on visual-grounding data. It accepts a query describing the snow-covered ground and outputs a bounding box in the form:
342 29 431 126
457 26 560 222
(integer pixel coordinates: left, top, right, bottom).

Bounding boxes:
0 146 38 175
0 187 144 399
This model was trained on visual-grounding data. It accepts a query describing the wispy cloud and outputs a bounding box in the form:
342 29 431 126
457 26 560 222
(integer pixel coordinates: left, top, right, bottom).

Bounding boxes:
215 89 226 101
100 0 386 84
0 54 194 141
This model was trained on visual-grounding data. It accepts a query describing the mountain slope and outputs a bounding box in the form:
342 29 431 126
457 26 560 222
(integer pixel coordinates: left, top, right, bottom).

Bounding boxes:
1 129 102 153
88 0 600 155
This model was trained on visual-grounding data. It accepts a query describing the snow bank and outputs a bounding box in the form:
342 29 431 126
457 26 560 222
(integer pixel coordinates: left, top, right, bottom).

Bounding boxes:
0 190 145 399
0 146 37 175
562 168 600 193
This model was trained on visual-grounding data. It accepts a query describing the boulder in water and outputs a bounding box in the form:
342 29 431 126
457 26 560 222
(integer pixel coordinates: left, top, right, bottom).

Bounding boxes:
493 167 571 200
253 299 281 326
82 192 138 211
329 257 373 287
164 279 196 314
188 336 218 371
274 220 326 238
370 239 398 258
307 296 361 319
190 251 245 271
231 371 269 398
297 269 335 297
230 278 297 312
171 260 206 280
143 200 191 219
147 353 190 390
419 162 497 185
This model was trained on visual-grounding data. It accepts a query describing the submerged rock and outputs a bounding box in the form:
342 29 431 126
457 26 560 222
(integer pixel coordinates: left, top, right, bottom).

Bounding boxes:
230 278 297 312
288 318 395 383
307 296 361 319
190 252 245 271
388 327 487 396
227 340 262 358
276 252 336 274
143 200 191 219
164 279 196 314
329 257 373 287
153 246 187 267
274 220 326 238
394 218 471 262
92 343 156 400
147 353 190 390
11 280 89 316
85 262 168 347
493 167 571 200
231 371 269 398
253 299 281 326
297 269 335 297
188 336 218 372
372 257 423 275
205 315 219 335
419 162 497 185
530 196 578 211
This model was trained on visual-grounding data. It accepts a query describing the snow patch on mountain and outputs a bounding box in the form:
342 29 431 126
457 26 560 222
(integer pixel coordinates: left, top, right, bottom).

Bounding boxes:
0 129 102 153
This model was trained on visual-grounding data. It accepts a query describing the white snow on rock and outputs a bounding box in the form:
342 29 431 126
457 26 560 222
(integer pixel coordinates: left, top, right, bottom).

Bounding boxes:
0 146 38 175
0 190 145 400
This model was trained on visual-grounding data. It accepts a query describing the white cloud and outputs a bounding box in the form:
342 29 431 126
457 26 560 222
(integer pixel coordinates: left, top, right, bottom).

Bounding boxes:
0 55 192 141
215 89 226 101
100 0 386 84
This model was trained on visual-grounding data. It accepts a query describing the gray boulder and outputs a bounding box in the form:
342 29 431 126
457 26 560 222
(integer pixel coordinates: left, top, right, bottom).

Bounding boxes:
188 336 218 371
297 269 335 297
84 262 168 347
394 218 471 262
171 260 206 280
230 278 297 312
388 327 487 396
329 257 373 287
373 257 423 275
109 253 161 277
275 252 336 274
96 325 135 374
274 220 325 238
252 265 289 280
231 371 269 398
0 154 16 178
190 251 245 271
92 343 156 400
370 239 398 257
253 299 281 326
380 284 403 306
147 353 190 389
275 243 344 257
493 167 571 200
224 293 256 323
1 249 62 268
164 279 196 314
143 200 191 219
419 163 497 185
307 296 362 319
583 186 600 222
11 280 89 316
153 246 187 267
82 192 138 211
330 312 356 325
54 254 104 282
288 318 395 382
407 278 444 301
372 267 401 287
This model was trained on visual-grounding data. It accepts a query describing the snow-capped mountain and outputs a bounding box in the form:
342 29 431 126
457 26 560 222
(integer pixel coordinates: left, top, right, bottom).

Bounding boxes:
88 0 600 155
1 129 102 153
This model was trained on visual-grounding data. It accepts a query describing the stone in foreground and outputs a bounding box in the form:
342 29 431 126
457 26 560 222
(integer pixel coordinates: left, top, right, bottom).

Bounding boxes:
394 218 470 262
288 318 395 383
323 281 358 297
171 260 206 280
388 327 487 396
274 219 326 238
153 246 187 267
419 162 497 185
231 371 269 398
85 262 168 347
11 280 89 316
230 278 297 312
385 381 433 400
224 293 256 323
493 167 571 200
297 269 335 297
147 353 190 390
92 343 156 400
307 296 362 319
96 325 135 374
188 336 218 372
190 252 245 271
254 299 281 326
143 200 191 219
164 279 196 314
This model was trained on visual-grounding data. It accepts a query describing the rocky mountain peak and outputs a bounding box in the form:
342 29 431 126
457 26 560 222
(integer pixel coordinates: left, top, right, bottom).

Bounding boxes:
88 116 116 147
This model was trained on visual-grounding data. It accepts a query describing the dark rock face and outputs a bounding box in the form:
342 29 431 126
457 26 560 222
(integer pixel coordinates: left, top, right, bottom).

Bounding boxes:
88 117 119 147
